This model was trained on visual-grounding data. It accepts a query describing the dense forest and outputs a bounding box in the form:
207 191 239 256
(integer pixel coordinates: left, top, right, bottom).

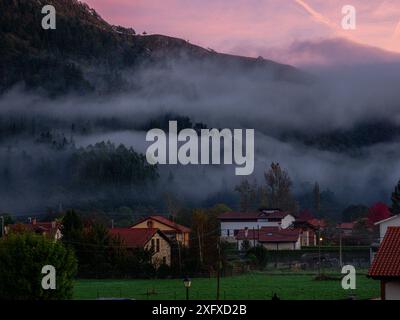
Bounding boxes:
1 0 400 217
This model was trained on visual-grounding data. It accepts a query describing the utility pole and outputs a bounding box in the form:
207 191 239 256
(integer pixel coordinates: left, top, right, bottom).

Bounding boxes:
216 238 221 300
339 229 343 268
178 241 182 274
318 228 321 276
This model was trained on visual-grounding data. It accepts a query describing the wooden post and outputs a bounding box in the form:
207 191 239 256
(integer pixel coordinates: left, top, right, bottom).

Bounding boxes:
381 280 386 300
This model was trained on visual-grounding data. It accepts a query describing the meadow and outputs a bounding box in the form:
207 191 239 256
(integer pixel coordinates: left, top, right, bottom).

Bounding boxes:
74 271 379 300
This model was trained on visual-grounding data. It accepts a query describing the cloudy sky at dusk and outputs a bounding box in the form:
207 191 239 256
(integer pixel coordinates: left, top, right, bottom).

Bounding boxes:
85 0 400 59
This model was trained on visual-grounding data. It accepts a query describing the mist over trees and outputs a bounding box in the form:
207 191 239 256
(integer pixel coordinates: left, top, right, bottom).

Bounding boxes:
2 0 400 219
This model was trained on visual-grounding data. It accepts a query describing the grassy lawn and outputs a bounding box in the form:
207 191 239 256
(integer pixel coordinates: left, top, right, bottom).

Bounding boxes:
73 272 379 300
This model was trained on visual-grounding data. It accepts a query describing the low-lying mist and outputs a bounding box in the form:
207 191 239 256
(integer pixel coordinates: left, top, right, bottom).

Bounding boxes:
1 56 400 215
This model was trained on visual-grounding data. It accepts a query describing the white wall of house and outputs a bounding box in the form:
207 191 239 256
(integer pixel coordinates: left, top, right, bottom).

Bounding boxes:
237 238 301 250
385 281 400 300
220 214 296 238
378 215 400 242
220 221 279 237
262 240 301 250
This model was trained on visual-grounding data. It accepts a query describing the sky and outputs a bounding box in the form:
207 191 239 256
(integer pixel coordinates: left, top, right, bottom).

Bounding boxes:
84 0 400 57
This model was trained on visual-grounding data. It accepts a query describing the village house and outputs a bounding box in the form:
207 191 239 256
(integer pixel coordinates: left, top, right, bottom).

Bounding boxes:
5 219 62 241
219 209 296 241
291 220 317 247
307 218 327 230
109 228 172 266
368 226 400 300
375 214 400 242
235 226 301 250
130 215 190 247
337 222 356 236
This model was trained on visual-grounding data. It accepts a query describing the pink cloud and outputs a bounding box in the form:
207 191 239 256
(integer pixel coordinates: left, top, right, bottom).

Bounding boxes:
83 0 400 56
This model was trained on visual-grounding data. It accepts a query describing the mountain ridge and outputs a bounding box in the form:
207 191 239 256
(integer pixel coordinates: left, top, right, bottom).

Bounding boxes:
0 0 310 95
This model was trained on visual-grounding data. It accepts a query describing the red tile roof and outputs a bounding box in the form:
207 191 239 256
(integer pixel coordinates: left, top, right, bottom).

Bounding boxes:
132 216 191 233
308 219 327 228
219 210 289 221
369 227 400 278
261 210 290 219
337 222 356 230
236 226 300 243
109 228 159 248
7 221 61 238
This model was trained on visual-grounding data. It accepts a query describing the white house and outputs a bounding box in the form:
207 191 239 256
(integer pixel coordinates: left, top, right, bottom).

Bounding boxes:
236 226 301 250
219 210 295 241
368 227 400 300
375 215 400 242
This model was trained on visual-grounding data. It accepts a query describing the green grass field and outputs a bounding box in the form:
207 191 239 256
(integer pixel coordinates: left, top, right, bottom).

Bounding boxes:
73 272 379 300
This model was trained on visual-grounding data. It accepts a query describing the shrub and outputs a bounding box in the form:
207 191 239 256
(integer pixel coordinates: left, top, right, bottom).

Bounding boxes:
0 232 77 299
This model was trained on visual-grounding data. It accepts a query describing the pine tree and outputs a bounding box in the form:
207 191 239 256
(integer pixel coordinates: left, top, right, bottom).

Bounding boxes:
391 180 400 215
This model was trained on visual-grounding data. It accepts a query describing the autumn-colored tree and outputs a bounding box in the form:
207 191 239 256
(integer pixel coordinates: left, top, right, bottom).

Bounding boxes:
191 209 208 266
190 204 231 270
367 202 391 227
264 162 297 211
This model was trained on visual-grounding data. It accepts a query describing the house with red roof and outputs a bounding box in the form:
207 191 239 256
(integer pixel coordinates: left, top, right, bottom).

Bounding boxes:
375 214 400 242
130 215 190 247
218 209 295 241
307 218 327 230
109 228 171 266
337 222 356 236
368 227 400 300
236 226 302 250
5 219 62 241
291 220 317 246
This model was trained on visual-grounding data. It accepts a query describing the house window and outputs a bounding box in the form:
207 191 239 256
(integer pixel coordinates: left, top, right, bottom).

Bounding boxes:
151 239 155 251
156 239 160 252
147 220 154 228
162 257 167 265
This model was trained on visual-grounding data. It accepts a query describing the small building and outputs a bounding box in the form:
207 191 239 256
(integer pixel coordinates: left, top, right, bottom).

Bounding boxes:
308 218 327 230
130 215 190 247
375 214 400 242
291 220 317 246
109 228 171 266
5 219 62 241
236 226 301 250
368 227 400 300
337 222 356 236
219 209 295 241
